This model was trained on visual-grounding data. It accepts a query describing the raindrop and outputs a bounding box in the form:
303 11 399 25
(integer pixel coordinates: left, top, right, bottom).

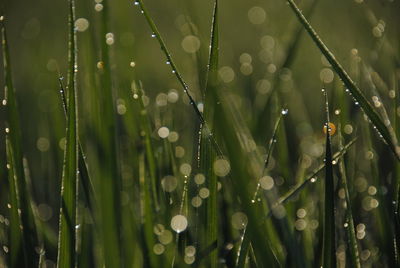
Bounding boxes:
151 33 156 38
281 108 288 115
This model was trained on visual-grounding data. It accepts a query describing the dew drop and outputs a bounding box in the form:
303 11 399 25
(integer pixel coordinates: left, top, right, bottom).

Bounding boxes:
281 108 288 115
151 33 156 38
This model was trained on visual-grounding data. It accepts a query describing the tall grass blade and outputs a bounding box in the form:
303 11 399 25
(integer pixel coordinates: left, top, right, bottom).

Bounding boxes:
56 0 78 267
1 15 39 267
237 112 283 268
201 1 219 267
58 76 96 214
337 124 361 268
95 1 123 266
285 0 400 161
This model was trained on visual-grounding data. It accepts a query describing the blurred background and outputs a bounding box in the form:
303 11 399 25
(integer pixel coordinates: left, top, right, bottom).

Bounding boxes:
1 0 400 266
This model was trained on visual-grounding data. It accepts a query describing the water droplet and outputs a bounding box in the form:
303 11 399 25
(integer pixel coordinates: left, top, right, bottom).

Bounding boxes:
151 33 156 38
310 177 316 183
166 60 171 65
2 99 7 106
172 70 176 74
344 222 349 228
134 1 139 5
281 109 288 115
5 128 10 133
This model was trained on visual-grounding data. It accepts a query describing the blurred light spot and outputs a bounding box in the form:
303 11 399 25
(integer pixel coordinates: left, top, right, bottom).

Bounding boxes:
158 127 170 138
199 188 210 199
181 35 200 53
260 35 275 49
184 255 195 264
239 53 252 64
248 6 266 25
37 137 50 152
153 224 165 235
295 219 307 231
231 212 248 230
59 137 66 150
296 208 307 219
168 131 179 143
175 146 185 158
368 186 377 195
156 93 168 106
75 18 89 32
158 230 173 244
259 176 274 190
167 89 179 103
344 124 353 134
365 150 374 160
213 158 230 177
219 66 235 83
95 3 103 11
194 173 205 185
240 63 253 75
130 61 136 68
153 243 165 255
191 196 202 207
256 79 271 94
320 68 334 83
185 246 196 257
171 214 188 233
180 163 192 176
161 176 178 192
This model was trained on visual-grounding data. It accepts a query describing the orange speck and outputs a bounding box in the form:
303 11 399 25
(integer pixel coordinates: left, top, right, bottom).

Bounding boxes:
323 122 336 135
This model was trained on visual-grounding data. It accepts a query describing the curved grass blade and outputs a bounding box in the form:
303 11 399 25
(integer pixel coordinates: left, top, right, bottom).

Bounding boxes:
321 90 336 268
284 0 400 161
1 15 39 267
134 0 224 158
337 124 361 268
56 1 78 267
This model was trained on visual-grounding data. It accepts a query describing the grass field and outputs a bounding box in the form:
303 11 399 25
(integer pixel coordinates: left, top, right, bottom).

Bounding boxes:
1 0 400 267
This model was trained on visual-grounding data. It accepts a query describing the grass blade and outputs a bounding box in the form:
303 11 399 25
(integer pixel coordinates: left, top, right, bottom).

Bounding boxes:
56 1 78 267
337 124 361 268
266 137 357 220
201 1 219 267
285 0 400 161
58 76 96 215
1 15 39 267
321 89 336 268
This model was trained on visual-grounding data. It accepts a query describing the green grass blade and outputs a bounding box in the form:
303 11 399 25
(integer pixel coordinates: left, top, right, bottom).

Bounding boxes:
1 15 39 267
266 137 357 220
237 112 283 268
201 1 219 267
321 90 336 268
285 0 400 161
58 76 96 215
95 1 123 266
337 124 361 268
56 1 78 267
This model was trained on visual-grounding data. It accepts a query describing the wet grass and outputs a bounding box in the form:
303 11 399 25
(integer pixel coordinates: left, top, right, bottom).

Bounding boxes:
1 0 400 267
